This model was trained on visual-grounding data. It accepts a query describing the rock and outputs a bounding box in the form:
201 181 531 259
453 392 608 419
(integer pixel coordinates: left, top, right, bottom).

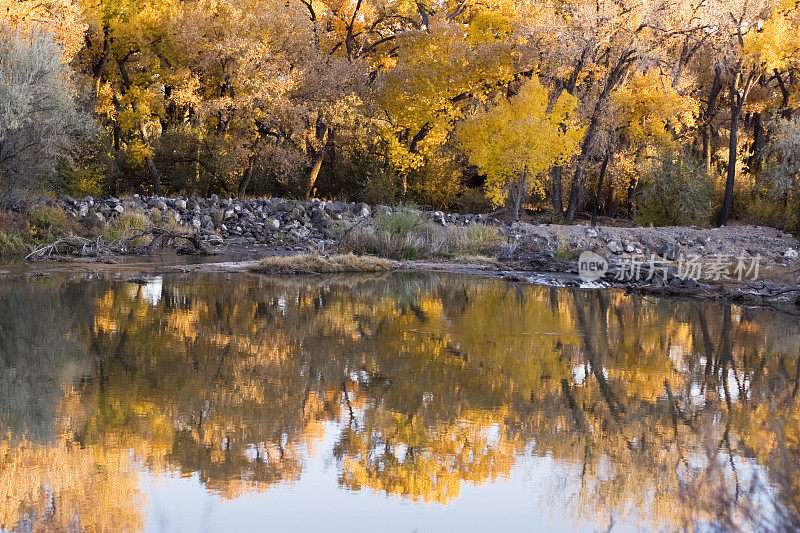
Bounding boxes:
651 275 665 287
59 194 77 206
433 211 447 226
784 248 799 259
113 204 124 215
94 212 105 223
155 200 168 211
82 196 95 207
175 199 187 211
607 241 623 254
78 203 89 217
683 277 699 288
656 242 680 261
623 241 635 253
310 207 330 228
353 202 371 218
586 228 598 238
668 277 683 287
325 201 346 215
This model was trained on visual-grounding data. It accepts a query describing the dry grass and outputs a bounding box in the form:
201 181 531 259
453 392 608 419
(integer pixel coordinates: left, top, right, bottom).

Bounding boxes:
338 210 504 260
249 253 395 274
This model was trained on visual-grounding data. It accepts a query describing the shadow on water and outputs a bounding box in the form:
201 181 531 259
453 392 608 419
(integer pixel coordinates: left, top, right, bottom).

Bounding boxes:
1 272 799 531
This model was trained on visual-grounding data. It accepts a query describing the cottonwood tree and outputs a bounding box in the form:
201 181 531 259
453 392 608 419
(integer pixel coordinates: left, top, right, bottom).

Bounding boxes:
378 3 520 197
710 0 800 225
524 0 705 219
456 79 583 220
0 29 92 200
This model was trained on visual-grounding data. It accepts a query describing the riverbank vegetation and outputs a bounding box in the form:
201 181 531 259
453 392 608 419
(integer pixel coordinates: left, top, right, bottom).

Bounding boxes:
2 0 800 231
250 253 393 274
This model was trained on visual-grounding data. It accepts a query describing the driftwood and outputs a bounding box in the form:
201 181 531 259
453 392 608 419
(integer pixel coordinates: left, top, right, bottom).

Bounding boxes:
25 226 205 261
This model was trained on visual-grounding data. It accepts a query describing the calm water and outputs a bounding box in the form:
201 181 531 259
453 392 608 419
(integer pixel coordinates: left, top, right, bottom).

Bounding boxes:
1 272 799 532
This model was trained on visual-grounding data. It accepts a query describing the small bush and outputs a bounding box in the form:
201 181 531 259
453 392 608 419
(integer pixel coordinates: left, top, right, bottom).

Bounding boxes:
399 243 422 260
102 209 153 245
635 150 713 226
340 208 503 259
0 228 27 255
28 205 75 241
374 210 426 235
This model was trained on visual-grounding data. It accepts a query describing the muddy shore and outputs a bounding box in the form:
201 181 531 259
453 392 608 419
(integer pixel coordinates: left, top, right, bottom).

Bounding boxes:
4 244 799 318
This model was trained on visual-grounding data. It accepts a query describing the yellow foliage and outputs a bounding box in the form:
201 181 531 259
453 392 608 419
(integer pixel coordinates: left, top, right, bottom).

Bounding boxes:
743 7 800 71
613 71 698 149
456 79 583 207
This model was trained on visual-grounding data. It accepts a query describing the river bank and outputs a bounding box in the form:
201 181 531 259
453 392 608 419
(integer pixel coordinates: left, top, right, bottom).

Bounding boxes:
2 195 799 312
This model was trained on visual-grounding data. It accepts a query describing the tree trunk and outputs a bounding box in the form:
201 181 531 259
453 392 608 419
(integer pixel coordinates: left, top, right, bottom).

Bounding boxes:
701 68 722 176
747 112 763 174
547 45 589 218
605 176 616 218
138 120 161 196
565 49 634 221
719 95 741 226
512 168 528 221
238 161 254 200
145 153 162 196
564 121 597 221
719 68 756 226
305 122 329 199
551 166 563 215
626 166 639 219
591 146 611 227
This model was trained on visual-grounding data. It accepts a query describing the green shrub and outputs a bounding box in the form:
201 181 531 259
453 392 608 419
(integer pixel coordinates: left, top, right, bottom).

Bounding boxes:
29 205 74 240
102 209 153 245
340 209 502 260
374 210 427 235
0 228 27 255
635 150 713 226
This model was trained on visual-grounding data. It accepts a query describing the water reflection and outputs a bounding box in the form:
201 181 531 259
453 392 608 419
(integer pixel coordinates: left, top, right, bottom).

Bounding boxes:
0 273 799 531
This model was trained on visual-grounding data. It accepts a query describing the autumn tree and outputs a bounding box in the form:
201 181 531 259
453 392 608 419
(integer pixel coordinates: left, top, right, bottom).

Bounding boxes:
714 0 800 225
456 79 583 220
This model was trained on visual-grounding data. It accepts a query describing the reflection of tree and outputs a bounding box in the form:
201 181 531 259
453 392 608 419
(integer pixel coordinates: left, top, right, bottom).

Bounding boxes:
2 273 800 530
0 279 96 441
0 278 144 532
334 406 519 504
0 436 144 532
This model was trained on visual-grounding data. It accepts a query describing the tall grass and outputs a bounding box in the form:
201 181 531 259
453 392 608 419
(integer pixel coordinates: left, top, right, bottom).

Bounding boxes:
339 210 503 260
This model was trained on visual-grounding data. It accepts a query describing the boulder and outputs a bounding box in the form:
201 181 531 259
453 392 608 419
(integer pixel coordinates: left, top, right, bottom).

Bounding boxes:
353 202 371 217
656 242 680 261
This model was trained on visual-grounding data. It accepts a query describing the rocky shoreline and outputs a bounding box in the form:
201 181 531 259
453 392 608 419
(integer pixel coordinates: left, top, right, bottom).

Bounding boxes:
54 193 486 247
5 194 799 310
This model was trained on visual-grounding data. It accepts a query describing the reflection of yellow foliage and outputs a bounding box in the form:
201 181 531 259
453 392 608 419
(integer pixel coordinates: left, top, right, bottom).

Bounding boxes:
25 273 800 529
338 407 519 504
0 437 144 532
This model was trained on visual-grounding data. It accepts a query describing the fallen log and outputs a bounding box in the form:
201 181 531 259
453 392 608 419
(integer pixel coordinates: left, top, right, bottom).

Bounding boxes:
25 226 208 261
